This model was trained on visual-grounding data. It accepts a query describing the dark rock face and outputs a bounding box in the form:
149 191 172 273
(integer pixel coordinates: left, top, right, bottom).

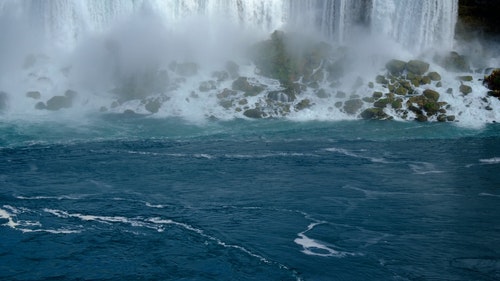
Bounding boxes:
484 69 500 99
243 108 264 119
458 0 500 35
45 90 77 111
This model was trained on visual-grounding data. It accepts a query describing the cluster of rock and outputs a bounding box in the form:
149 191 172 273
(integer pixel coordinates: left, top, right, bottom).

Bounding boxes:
360 59 458 122
484 69 500 100
7 30 498 123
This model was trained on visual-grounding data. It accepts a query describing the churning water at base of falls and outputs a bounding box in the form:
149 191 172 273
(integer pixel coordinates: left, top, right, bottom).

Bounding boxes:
1 118 500 280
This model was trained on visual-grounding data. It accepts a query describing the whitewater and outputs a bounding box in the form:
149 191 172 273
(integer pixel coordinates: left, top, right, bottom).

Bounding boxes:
1 1 500 280
0 0 498 127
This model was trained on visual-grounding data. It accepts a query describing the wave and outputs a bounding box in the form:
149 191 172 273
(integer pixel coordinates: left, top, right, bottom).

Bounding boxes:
325 147 388 163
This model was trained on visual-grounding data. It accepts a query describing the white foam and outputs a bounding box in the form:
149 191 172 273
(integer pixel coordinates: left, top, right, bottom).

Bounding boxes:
408 162 444 175
479 193 500 198
0 207 19 228
479 157 500 164
325 147 387 163
294 222 354 258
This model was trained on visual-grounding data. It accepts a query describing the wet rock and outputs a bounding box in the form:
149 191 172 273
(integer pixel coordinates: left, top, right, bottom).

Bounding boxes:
437 114 447 122
315 89 329 99
423 101 440 115
212 71 229 82
268 91 292 102
232 77 266 96
391 99 403 109
343 99 363 114
99 106 108 112
423 89 440 101
375 75 389 84
483 69 500 99
374 98 390 108
217 88 238 99
372 92 384 99
415 114 428 122
334 101 343 108
460 84 473 95
360 108 389 120
46 96 71 111
46 91 77 111
199 80 217 92
421 76 431 85
447 115 456 122
395 86 408 95
386 59 407 75
428 71 442 81
295 99 312 111
407 60 430 75
35 101 46 110
457 75 473 82
439 51 470 72
145 98 161 113
243 108 264 119
123 109 136 116
219 100 233 109
436 81 442 88
26 91 41 99
336 91 347 98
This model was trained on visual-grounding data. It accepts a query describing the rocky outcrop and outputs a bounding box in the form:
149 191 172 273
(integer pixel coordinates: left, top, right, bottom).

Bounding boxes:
231 77 266 96
484 69 500 99
458 0 500 36
44 90 77 111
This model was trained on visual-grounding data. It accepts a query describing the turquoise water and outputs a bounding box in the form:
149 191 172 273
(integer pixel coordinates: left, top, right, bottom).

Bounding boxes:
1 117 500 280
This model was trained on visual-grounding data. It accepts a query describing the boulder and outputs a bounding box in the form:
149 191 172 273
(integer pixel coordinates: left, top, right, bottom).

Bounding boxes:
428 71 442 81
372 91 384 99
457 75 473 82
423 89 440 101
232 77 266 96
212 71 229 82
407 60 430 75
268 91 292 102
35 101 46 110
415 114 428 122
460 84 473 95
199 80 217 92
386 59 407 75
343 99 363 114
483 69 500 99
439 51 470 72
217 88 238 99
360 108 389 120
315 89 329 99
26 91 41 99
295 99 312 111
243 108 264 118
374 98 391 108
46 96 72 110
145 98 162 113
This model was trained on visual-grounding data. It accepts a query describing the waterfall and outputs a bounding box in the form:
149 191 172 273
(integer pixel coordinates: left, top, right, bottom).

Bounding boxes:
370 0 458 51
0 0 457 52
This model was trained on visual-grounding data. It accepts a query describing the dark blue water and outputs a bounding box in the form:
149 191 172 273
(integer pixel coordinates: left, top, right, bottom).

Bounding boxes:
1 117 500 280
